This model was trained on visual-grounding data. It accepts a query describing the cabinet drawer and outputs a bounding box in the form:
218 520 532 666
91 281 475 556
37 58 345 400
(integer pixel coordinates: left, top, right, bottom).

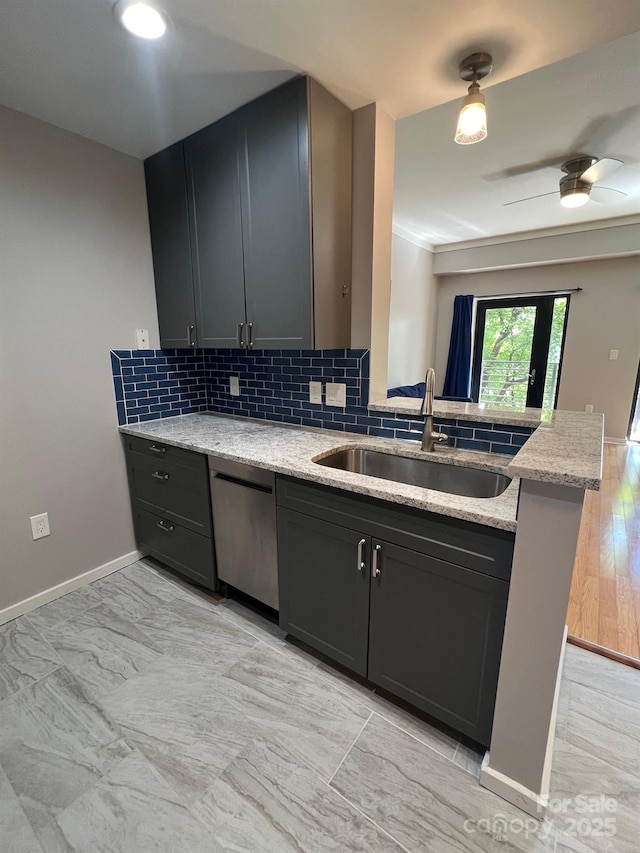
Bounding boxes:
276 476 514 581
123 434 208 477
133 507 216 590
127 456 212 536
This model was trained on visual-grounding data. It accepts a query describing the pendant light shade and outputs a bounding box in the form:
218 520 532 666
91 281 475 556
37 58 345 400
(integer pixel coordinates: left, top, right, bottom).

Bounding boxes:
454 53 492 146
455 84 487 144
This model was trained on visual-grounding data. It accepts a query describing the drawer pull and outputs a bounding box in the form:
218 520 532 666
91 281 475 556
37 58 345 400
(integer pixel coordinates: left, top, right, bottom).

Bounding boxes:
372 543 382 578
152 471 170 481
148 444 166 455
157 520 174 533
357 538 366 572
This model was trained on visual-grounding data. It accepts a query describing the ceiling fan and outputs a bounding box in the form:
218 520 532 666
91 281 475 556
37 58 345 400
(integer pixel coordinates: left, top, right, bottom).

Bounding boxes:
504 156 627 208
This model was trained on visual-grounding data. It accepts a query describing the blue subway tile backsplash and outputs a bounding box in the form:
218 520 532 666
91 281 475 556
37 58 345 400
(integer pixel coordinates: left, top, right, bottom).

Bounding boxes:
110 348 534 455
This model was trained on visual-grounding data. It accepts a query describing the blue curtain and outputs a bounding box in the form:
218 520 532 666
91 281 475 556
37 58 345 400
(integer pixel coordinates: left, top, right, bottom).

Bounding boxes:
442 295 474 398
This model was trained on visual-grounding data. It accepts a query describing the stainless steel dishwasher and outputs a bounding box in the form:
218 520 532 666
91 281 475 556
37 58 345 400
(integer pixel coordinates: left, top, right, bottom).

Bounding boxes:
208 457 278 610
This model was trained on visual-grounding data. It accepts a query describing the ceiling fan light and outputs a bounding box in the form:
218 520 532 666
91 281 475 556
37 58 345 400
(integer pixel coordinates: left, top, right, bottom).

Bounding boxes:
560 190 590 208
114 0 167 39
455 87 487 145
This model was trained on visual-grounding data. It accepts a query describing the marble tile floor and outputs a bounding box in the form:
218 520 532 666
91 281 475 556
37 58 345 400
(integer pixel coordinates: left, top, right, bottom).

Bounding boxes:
0 558 639 851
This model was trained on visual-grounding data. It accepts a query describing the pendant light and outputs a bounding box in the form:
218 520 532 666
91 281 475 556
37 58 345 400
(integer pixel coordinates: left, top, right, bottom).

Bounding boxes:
454 53 493 145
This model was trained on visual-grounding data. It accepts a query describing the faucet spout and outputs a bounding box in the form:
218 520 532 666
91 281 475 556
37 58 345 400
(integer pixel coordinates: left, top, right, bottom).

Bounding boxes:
420 368 448 452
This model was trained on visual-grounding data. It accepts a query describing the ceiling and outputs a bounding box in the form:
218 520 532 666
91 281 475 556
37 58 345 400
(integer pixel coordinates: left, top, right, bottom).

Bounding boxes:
393 31 640 246
2 0 640 157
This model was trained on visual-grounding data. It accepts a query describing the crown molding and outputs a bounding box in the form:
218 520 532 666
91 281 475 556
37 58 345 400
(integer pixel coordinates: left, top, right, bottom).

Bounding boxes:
391 223 435 252
433 214 640 253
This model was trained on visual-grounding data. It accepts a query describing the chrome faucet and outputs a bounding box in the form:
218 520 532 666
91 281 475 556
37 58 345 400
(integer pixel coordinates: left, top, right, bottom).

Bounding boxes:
420 368 448 452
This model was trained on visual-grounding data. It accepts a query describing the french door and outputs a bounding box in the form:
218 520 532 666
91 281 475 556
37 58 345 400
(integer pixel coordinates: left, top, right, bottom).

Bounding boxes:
471 295 569 409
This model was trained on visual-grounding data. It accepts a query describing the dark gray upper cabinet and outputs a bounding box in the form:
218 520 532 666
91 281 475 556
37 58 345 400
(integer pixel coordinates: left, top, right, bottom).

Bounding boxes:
144 142 197 349
145 76 352 350
240 82 312 349
185 113 247 348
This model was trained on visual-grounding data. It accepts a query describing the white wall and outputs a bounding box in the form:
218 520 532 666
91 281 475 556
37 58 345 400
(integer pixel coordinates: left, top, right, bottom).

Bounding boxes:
387 233 437 389
0 105 159 611
434 257 640 439
351 103 395 401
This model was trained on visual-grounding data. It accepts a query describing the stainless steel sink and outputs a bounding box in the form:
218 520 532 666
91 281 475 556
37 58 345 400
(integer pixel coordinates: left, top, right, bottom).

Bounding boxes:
315 448 512 498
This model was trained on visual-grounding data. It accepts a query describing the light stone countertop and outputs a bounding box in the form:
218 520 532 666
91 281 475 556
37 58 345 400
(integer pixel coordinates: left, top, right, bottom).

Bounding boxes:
120 407 603 533
507 409 604 488
369 399 604 489
120 413 520 532
369 396 546 428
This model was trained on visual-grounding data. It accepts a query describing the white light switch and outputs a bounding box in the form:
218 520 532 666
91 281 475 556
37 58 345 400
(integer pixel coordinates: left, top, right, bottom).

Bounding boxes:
135 329 150 349
326 382 346 407
309 381 322 404
229 376 240 396
609 349 619 361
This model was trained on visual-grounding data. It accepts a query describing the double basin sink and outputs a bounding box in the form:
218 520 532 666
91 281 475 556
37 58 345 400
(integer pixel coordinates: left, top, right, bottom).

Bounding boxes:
315 447 511 498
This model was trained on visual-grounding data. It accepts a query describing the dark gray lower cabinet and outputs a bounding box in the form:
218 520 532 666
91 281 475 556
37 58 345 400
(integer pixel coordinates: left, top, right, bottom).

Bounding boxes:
123 436 217 591
133 506 216 590
278 509 370 675
367 540 508 745
276 476 513 746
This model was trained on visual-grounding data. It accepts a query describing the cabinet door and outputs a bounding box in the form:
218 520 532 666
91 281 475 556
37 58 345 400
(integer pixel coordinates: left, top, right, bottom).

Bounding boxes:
185 114 247 348
144 143 196 349
240 81 312 349
277 509 370 676
368 540 509 746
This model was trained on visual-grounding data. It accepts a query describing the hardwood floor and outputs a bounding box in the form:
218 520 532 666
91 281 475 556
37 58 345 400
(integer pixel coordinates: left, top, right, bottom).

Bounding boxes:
567 442 640 660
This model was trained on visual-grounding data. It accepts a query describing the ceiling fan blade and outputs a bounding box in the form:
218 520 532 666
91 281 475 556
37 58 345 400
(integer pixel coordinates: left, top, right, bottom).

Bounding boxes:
503 191 559 207
572 106 640 152
589 186 628 203
484 157 564 182
580 158 623 184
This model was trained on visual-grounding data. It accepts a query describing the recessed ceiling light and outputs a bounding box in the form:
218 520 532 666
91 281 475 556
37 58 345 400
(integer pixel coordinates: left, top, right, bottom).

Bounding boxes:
114 1 167 40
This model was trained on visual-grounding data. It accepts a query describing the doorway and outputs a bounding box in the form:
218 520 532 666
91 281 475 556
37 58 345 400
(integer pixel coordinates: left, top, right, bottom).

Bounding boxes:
471 295 570 409
628 361 640 442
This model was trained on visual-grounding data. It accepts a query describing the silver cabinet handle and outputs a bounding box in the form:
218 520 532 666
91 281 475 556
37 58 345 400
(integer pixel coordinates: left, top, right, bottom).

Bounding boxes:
148 444 166 454
247 322 254 349
157 520 174 533
237 323 245 348
529 368 536 386
357 538 366 572
152 471 170 481
372 543 382 578
187 324 196 347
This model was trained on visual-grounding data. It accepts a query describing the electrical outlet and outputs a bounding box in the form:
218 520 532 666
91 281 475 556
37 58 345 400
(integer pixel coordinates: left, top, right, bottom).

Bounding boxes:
135 329 150 349
309 381 322 404
30 513 50 540
326 382 346 407
229 375 240 396
585 404 594 413
609 349 619 361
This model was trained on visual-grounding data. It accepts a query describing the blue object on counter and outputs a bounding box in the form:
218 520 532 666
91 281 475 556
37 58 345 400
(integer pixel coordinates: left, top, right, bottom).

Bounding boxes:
387 382 471 403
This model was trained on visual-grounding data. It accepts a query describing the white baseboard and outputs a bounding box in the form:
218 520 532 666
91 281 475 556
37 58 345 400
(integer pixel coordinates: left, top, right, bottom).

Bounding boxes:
604 437 627 445
480 755 548 818
0 550 141 626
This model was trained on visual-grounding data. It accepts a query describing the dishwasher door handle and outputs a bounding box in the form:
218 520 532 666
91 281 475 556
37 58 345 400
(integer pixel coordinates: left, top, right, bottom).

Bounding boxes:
211 472 273 495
